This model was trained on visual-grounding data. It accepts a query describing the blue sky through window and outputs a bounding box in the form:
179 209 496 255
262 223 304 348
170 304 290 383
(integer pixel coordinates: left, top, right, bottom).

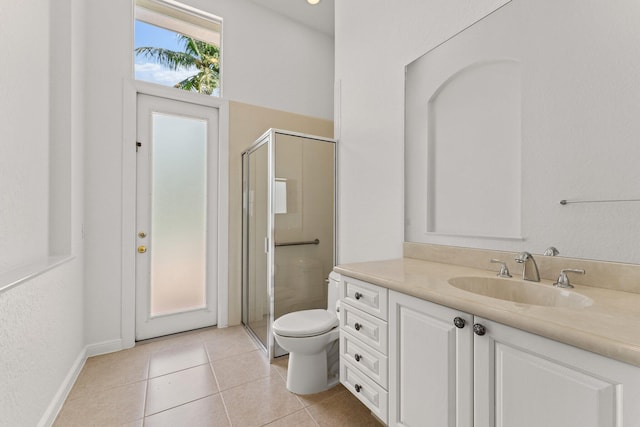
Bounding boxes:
134 20 200 88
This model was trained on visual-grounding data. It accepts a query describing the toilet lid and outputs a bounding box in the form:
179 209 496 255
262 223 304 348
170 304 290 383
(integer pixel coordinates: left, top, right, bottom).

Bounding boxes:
273 309 339 338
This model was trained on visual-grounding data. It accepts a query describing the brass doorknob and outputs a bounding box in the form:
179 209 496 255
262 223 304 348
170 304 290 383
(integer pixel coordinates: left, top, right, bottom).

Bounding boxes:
137 245 147 253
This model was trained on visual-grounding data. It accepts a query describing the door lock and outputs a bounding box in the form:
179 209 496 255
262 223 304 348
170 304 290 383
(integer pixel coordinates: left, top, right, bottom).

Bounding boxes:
137 245 147 253
138 231 147 238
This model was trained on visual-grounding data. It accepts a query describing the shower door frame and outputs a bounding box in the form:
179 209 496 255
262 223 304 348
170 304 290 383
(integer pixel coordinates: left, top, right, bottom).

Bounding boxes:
241 128 337 361
242 132 274 358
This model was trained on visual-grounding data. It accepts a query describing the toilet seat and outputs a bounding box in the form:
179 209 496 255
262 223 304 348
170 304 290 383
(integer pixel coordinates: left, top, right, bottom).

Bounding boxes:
273 309 338 338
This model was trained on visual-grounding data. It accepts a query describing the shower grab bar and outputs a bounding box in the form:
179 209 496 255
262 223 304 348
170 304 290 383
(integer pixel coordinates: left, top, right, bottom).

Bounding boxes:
275 238 320 247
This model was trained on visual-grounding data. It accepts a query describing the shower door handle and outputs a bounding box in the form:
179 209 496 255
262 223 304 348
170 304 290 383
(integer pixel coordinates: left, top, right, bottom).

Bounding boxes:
264 237 269 254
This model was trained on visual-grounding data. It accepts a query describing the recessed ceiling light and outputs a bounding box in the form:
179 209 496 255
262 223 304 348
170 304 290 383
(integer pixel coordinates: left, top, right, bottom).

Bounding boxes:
307 0 320 5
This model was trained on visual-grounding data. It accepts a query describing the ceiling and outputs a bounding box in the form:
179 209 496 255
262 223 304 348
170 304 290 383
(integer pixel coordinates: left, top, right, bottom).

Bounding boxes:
247 0 334 37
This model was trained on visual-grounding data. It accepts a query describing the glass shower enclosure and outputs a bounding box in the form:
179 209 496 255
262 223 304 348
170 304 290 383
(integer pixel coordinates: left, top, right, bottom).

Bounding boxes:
242 129 336 360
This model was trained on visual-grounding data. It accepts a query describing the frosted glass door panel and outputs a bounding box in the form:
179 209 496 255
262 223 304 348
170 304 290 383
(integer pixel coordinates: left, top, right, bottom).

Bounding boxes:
136 93 218 341
150 113 207 316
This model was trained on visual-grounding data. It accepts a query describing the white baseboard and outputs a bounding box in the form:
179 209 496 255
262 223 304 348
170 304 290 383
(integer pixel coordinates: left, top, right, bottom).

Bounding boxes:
85 338 124 357
38 347 87 427
38 338 125 426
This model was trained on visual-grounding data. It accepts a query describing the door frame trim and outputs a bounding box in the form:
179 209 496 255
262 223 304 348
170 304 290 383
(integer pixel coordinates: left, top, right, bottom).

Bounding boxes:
122 80 229 348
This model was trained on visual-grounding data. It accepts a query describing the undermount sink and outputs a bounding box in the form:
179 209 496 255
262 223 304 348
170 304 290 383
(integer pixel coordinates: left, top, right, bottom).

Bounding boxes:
448 276 593 308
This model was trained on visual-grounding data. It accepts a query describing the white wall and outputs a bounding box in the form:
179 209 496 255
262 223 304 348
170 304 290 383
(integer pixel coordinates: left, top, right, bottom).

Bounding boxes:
0 0 85 425
335 0 511 264
1 263 84 426
83 0 134 349
83 0 334 345
0 0 50 272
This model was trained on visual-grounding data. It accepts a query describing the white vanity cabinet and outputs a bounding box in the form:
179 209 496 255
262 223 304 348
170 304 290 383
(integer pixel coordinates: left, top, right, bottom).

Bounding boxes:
388 290 473 427
339 276 389 423
473 317 640 427
339 279 640 427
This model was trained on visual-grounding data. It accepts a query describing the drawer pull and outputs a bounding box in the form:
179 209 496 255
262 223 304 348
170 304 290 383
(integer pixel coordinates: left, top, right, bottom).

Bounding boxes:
354 292 363 300
354 384 363 393
354 353 362 362
354 322 362 331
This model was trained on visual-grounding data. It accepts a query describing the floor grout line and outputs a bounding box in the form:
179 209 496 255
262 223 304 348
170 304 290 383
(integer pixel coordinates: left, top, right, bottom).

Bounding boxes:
141 377 149 426
205 351 224 394
209 347 264 364
304 406 321 427
217 391 234 427
215 370 280 395
147 360 211 380
143 392 219 419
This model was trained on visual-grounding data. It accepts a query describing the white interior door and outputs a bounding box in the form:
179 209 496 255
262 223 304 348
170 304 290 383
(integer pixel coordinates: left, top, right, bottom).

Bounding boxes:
136 93 219 340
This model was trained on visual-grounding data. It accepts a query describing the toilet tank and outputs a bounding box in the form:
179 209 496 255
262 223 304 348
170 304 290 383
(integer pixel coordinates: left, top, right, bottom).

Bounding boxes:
327 271 342 313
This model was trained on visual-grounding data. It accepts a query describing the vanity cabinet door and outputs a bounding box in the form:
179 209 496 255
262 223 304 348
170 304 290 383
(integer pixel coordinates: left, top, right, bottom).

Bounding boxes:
473 317 640 427
388 291 473 427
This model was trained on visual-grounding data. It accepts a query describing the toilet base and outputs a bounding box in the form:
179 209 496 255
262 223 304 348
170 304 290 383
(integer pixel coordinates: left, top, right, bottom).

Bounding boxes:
287 352 330 395
275 330 340 395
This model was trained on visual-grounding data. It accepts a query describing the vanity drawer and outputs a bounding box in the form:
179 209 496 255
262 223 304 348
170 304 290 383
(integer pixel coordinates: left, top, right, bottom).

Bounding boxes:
340 303 388 354
340 332 388 388
341 356 388 423
342 276 388 320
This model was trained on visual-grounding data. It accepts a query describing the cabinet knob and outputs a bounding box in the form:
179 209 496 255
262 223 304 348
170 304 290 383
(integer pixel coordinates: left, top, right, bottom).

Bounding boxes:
354 292 363 300
473 324 486 336
453 317 466 329
354 384 362 393
354 353 362 362
354 322 362 331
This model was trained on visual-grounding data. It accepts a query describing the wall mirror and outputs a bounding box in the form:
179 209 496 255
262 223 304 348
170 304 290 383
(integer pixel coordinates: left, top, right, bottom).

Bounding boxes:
405 0 640 264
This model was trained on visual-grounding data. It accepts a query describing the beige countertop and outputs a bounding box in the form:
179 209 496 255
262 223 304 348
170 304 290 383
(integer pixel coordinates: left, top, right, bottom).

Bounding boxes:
335 257 640 368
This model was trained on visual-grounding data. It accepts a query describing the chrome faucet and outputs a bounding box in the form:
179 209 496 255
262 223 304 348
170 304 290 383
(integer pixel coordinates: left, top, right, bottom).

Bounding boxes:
514 252 540 282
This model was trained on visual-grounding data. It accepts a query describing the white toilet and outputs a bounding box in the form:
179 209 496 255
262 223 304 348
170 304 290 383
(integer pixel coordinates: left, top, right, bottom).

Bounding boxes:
273 271 342 395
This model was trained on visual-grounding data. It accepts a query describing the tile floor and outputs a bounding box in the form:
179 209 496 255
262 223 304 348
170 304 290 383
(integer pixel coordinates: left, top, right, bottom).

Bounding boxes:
54 325 383 426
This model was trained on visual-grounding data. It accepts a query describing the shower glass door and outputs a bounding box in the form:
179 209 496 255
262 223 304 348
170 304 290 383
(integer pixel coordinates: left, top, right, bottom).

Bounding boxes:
242 140 271 349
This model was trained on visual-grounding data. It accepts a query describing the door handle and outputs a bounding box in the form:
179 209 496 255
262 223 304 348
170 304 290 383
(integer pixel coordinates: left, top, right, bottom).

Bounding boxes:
138 245 147 253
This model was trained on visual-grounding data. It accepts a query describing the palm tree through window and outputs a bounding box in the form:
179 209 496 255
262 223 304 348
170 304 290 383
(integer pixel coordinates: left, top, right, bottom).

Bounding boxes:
134 0 222 96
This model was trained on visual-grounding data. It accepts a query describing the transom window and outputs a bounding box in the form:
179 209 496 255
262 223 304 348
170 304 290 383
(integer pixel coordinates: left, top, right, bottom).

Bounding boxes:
134 0 222 96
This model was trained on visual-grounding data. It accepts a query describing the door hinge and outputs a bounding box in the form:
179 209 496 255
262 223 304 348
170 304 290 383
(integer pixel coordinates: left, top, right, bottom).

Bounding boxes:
136 141 142 152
